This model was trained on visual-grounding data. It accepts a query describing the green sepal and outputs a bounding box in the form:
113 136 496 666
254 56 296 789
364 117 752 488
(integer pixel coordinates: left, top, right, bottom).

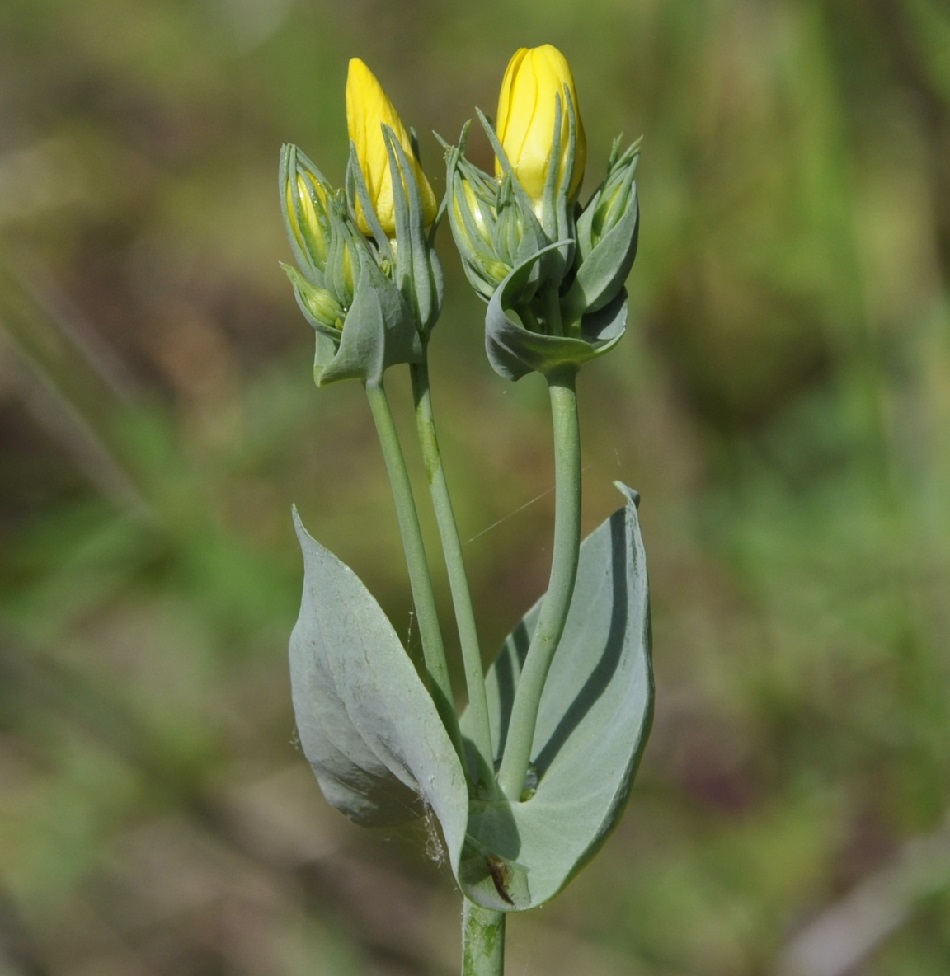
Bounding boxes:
289 510 470 842
443 128 507 302
457 484 653 911
566 189 639 317
536 89 580 263
493 176 554 285
382 127 444 335
563 201 638 319
485 249 628 381
313 251 422 387
345 144 393 259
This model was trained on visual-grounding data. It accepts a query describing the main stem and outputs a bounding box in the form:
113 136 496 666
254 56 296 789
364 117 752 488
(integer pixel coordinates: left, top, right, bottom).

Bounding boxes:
462 898 506 976
411 356 495 782
497 368 582 800
364 379 463 758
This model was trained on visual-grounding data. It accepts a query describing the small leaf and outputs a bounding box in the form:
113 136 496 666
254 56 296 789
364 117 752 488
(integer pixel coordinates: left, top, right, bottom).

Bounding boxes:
289 511 468 855
458 484 653 910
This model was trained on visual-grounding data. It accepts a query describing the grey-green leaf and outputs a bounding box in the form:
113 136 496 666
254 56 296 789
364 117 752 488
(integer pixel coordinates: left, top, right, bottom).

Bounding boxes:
289 510 469 851
458 484 653 911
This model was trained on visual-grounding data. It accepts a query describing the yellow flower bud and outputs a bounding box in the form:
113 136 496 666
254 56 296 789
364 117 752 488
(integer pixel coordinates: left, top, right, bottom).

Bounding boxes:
286 169 330 267
495 45 587 206
453 178 493 250
346 58 438 236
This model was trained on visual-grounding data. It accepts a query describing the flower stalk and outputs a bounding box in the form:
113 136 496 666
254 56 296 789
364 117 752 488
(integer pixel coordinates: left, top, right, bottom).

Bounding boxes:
411 355 495 784
497 366 582 800
363 379 462 759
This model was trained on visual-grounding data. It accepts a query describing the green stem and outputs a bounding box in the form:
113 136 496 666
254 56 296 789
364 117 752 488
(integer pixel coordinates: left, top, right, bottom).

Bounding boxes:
520 305 543 335
363 379 463 758
462 898 506 976
411 356 495 782
497 368 582 800
541 283 563 337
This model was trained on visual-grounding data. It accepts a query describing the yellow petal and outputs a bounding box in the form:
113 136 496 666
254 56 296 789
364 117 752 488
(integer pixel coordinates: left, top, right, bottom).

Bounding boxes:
293 172 329 263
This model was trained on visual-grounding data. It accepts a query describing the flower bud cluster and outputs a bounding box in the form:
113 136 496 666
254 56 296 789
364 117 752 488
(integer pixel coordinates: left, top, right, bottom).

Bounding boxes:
444 45 641 380
279 59 443 385
280 46 640 385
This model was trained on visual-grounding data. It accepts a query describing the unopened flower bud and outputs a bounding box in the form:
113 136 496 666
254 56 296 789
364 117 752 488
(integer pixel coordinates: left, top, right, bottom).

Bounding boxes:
454 178 494 252
567 139 640 316
346 58 438 237
495 46 586 210
281 145 335 279
576 139 640 260
283 263 346 332
446 153 511 302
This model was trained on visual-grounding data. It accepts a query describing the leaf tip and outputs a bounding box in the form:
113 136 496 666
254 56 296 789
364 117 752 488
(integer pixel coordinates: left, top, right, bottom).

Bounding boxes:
291 505 319 551
613 481 641 509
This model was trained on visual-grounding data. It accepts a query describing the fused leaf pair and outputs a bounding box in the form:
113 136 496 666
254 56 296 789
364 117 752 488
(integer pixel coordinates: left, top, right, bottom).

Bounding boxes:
289 485 653 912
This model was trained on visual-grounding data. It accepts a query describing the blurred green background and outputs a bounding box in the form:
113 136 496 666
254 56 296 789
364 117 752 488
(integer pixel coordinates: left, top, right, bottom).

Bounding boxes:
2 0 949 973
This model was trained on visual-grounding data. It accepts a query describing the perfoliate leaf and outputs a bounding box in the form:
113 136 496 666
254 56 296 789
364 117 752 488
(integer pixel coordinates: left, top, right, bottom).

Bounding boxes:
289 511 468 850
458 484 653 910
485 248 627 381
